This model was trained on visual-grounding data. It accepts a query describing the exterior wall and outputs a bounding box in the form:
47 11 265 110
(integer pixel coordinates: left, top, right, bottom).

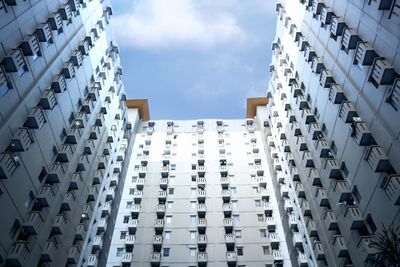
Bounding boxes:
264 0 400 266
0 1 131 266
106 119 291 267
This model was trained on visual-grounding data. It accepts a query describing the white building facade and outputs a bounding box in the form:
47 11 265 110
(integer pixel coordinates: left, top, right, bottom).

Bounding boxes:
0 1 133 266
106 118 292 267
265 0 400 266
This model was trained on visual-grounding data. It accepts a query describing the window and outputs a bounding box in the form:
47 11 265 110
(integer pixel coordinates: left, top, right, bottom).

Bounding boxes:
230 187 237 194
232 200 238 209
129 188 135 195
260 229 267 237
234 230 241 238
330 141 338 155
171 164 176 170
167 201 173 209
190 215 197 224
352 185 361 203
340 162 349 177
131 176 138 183
253 187 259 194
262 246 270 255
168 188 175 195
191 188 197 195
24 191 35 208
366 213 377 233
166 216 172 223
255 200 261 207
123 216 129 223
120 231 126 239
9 219 21 239
116 248 123 256
237 247 243 256
163 248 170 257
190 231 196 239
189 248 196 256
257 214 264 222
233 215 240 223
126 202 132 209
191 201 197 209
191 175 197 182
169 176 175 183
164 231 171 240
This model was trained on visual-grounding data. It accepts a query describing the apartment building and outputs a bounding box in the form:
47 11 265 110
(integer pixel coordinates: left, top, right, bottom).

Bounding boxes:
0 1 135 266
105 110 293 267
265 0 400 266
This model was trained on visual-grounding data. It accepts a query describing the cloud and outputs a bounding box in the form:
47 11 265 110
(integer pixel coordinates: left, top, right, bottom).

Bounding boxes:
112 0 248 50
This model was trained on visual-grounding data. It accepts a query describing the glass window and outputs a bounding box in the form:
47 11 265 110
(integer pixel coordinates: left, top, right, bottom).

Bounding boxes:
123 216 129 223
163 248 170 257
190 231 196 239
232 200 238 209
234 230 241 238
116 248 123 256
260 229 267 237
191 201 197 209
120 231 126 239
257 214 264 222
237 247 243 256
167 201 173 208
129 188 135 195
262 246 270 255
171 164 176 170
190 215 197 224
230 187 237 194
166 216 172 223
233 215 240 223
164 231 171 240
255 200 261 207
126 202 132 209
168 188 174 195
189 248 196 256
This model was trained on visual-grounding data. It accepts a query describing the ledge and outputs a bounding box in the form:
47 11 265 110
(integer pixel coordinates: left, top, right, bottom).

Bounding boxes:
126 99 150 121
246 97 268 118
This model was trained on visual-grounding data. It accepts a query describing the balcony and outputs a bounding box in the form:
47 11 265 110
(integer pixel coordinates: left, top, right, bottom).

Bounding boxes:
266 217 276 232
87 254 97 267
23 211 44 235
131 204 140 217
97 218 107 233
125 235 135 249
222 203 232 216
225 234 235 250
263 202 273 216
224 218 233 231
101 202 112 216
344 206 364 229
154 219 164 233
6 241 30 267
226 252 237 265
150 252 161 266
40 240 57 262
128 219 138 234
331 235 348 257
315 187 329 207
300 200 312 216
306 220 318 237
197 190 206 202
197 234 207 249
67 246 81 264
357 236 377 262
313 241 325 261
158 190 167 202
75 223 87 240
324 210 338 230
197 203 206 216
152 235 163 250
37 185 56 207
156 204 166 217
159 178 168 190
106 187 115 201
92 235 103 251
121 252 133 264
197 252 208 266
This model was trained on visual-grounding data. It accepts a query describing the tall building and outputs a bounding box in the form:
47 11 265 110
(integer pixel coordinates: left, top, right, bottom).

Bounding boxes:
266 0 400 266
0 1 132 266
105 100 293 267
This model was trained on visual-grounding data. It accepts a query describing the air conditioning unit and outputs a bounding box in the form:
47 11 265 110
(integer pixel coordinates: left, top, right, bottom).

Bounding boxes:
308 122 323 140
0 66 12 95
320 7 334 26
304 45 317 62
0 153 18 179
341 28 361 52
35 23 53 44
301 108 316 124
320 69 335 88
2 49 28 75
339 101 358 123
85 35 94 47
80 98 93 114
353 42 378 66
8 128 33 152
91 28 99 40
61 62 75 79
298 36 309 51
315 139 330 158
312 0 325 17
39 89 57 110
292 84 304 98
70 50 82 67
59 4 72 21
369 58 398 88
65 127 81 144
365 145 392 172
311 57 325 74
294 31 302 42
48 13 63 33
324 158 342 179
330 17 346 39
350 118 372 146
20 35 41 58
73 112 88 128
296 95 309 110
329 84 346 104
51 74 67 93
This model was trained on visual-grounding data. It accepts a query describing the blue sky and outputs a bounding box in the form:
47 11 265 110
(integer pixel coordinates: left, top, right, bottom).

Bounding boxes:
110 0 277 120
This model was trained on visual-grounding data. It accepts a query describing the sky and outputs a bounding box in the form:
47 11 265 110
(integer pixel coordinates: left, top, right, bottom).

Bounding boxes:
110 0 277 120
